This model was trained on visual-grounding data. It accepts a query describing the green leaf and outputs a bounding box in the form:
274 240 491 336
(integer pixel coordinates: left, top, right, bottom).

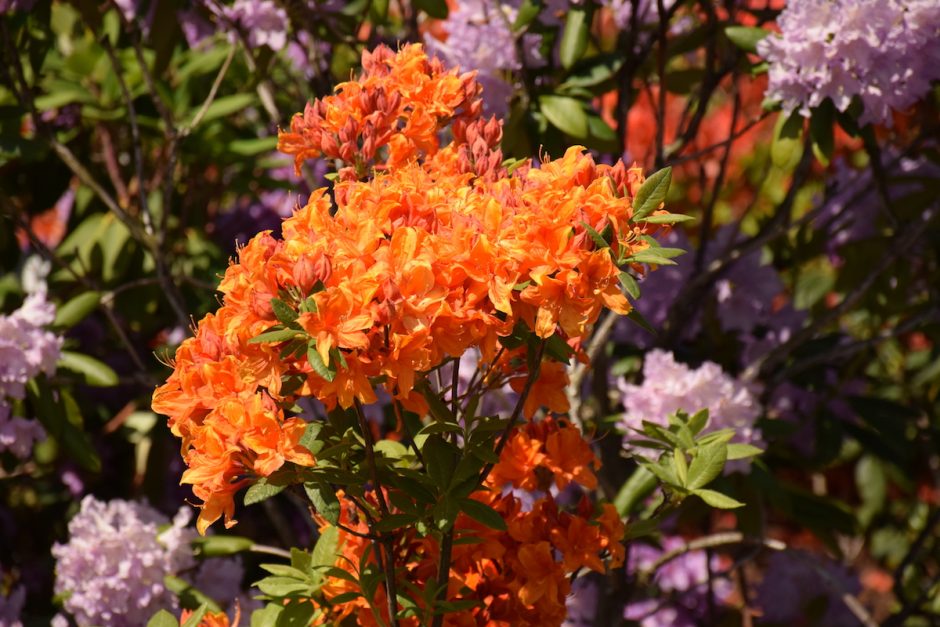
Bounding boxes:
188 93 256 127
614 466 658 516
304 482 341 525
618 271 640 300
687 409 709 435
539 95 589 139
726 443 763 460
562 54 623 88
147 610 180 627
625 249 678 266
686 441 727 490
244 480 287 506
413 0 448 18
559 7 590 69
581 221 610 250
423 435 459 491
631 167 672 221
771 111 804 169
229 136 279 156
311 526 340 576
693 488 744 509
636 213 694 225
58 351 119 387
254 576 312 597
513 0 541 29
459 498 507 531
417 379 458 424
271 298 298 324
375 513 417 532
249 327 299 344
809 98 835 166
673 449 689 486
54 291 101 328
260 564 311 580
307 343 336 382
165 575 223 614
193 535 255 557
274 601 315 627
724 25 769 53
625 309 657 336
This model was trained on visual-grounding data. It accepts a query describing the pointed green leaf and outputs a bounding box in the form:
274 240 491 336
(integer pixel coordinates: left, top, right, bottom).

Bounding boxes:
687 441 727 490
632 167 672 221
694 488 744 509
249 327 299 344
726 443 763 460
724 25 769 53
244 480 287 506
307 343 336 382
459 498 507 531
58 351 119 387
539 95 589 139
54 291 101 328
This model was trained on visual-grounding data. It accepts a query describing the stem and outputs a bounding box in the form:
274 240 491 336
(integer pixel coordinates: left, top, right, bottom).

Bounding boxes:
430 529 454 627
353 398 399 627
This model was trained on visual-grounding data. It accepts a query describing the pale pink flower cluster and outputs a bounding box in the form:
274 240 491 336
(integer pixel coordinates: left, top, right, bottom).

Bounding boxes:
619 350 763 455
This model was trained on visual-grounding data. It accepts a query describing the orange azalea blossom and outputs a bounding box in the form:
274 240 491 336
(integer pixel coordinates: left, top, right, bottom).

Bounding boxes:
488 418 600 492
309 421 623 626
179 606 240 627
153 43 666 534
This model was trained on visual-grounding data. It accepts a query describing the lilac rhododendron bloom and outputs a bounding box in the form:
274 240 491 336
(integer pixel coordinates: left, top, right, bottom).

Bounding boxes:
758 0 940 125
619 350 763 461
625 536 732 627
52 497 197 627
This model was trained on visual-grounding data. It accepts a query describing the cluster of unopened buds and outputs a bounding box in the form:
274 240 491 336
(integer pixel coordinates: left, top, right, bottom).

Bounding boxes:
154 43 673 625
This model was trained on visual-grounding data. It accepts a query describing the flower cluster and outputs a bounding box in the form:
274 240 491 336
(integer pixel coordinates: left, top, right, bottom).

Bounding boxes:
313 418 623 625
154 43 665 533
0 291 62 460
619 350 763 456
52 497 197 627
624 536 731 627
758 0 940 125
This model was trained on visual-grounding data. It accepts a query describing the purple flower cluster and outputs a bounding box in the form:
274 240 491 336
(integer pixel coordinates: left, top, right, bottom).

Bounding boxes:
625 537 732 627
424 0 521 117
758 0 940 126
619 350 763 457
616 227 803 366
52 497 197 627
0 291 61 401
756 550 861 627
0 291 62 460
224 0 289 51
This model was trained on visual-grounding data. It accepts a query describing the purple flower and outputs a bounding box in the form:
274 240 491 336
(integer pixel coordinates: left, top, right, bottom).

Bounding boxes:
0 291 62 401
615 227 804 366
756 550 862 627
625 536 732 626
52 497 197 627
0 402 46 460
222 0 289 51
758 0 940 126
619 350 763 466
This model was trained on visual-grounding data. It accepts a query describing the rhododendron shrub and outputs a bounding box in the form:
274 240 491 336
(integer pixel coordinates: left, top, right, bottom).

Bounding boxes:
150 44 744 626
